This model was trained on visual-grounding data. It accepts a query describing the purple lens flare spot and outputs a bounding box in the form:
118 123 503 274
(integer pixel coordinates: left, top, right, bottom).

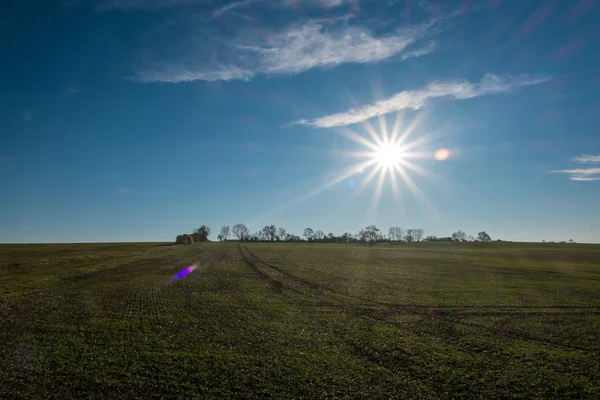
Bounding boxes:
173 265 197 280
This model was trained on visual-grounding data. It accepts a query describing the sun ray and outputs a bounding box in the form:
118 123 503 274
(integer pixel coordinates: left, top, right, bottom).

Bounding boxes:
399 132 435 152
378 114 389 144
253 157 380 223
389 165 401 199
337 126 380 151
397 158 436 180
389 110 405 144
397 110 428 146
320 158 380 193
367 164 388 218
362 118 384 148
343 162 383 207
394 164 439 216
388 166 406 219
333 150 378 159
356 163 383 194
402 150 436 159
394 164 425 202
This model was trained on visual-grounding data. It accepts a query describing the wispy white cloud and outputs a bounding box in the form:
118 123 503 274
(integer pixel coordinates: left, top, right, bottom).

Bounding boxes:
96 0 353 12
211 0 355 18
570 175 600 182
550 168 600 181
134 19 434 83
134 64 253 83
253 22 425 74
282 0 356 8
296 74 550 127
212 0 262 18
96 0 204 11
399 41 436 60
551 154 600 181
573 154 600 164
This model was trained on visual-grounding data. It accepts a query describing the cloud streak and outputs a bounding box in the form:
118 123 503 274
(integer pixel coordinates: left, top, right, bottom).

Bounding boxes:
282 0 356 8
134 20 434 83
96 0 354 12
296 74 550 127
134 64 253 83
255 22 426 74
212 0 354 18
573 154 600 164
212 0 262 18
97 0 204 11
551 155 600 181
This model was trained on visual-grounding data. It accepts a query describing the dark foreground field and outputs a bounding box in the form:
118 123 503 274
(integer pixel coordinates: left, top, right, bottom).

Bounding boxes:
1 241 599 399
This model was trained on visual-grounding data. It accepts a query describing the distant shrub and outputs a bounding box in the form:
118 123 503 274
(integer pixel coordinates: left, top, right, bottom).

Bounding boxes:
175 234 194 245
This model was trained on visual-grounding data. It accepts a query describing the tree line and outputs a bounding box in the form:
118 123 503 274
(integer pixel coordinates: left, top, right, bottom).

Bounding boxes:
176 224 493 244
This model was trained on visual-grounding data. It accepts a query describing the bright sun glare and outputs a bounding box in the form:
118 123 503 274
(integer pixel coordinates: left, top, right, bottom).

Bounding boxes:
266 111 449 221
319 111 446 214
373 143 404 167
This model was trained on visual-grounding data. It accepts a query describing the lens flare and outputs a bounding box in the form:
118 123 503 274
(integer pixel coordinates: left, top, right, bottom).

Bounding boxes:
434 148 451 161
173 265 197 280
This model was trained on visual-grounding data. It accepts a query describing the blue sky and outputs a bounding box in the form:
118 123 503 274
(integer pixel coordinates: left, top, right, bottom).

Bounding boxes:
1 0 599 243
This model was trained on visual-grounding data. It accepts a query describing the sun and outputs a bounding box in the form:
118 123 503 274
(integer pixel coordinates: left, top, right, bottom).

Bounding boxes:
373 142 404 167
320 111 441 214
262 111 442 221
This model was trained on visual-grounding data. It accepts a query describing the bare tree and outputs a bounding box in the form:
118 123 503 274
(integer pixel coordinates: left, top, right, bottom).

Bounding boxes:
314 230 325 241
262 225 277 241
397 227 405 241
388 226 405 241
218 225 230 241
362 225 380 243
405 228 415 242
452 230 467 242
477 231 491 243
358 229 368 242
340 233 353 243
303 228 314 241
414 228 425 242
277 227 287 241
232 223 249 241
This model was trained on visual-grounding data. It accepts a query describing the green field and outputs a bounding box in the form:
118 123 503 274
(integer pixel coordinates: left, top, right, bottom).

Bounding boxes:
1 242 599 399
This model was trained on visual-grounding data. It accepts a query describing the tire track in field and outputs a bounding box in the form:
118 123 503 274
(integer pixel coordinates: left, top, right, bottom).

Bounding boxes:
238 244 287 294
242 245 598 353
242 244 326 291
242 244 421 311
244 245 600 312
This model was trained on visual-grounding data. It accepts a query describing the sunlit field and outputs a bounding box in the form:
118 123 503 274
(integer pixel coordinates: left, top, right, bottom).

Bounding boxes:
1 242 599 399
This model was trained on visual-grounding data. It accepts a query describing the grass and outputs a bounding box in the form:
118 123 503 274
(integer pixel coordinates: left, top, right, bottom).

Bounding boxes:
1 241 599 399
